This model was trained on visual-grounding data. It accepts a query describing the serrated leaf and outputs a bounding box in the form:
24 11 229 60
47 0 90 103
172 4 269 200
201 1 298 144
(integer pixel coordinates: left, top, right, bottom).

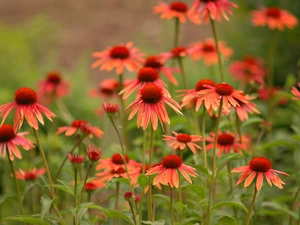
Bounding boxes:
40 195 54 219
105 209 134 224
211 201 248 214
5 216 50 225
215 153 243 177
138 174 149 190
142 219 165 225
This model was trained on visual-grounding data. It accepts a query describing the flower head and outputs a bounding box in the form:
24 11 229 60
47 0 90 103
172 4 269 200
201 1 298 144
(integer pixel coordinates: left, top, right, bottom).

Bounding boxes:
143 55 180 85
252 7 298 30
102 102 120 116
0 124 34 160
86 145 102 162
92 42 144 75
123 191 135 201
232 157 289 190
89 79 120 99
56 120 104 139
190 39 233 65
291 83 300 100
188 0 238 24
229 56 266 86
15 167 46 181
85 179 105 191
68 153 85 167
235 95 260 121
119 67 169 99
0 87 56 132
163 131 202 154
146 155 198 188
37 71 70 104
126 83 182 130
154 1 201 24
206 131 248 157
159 46 195 63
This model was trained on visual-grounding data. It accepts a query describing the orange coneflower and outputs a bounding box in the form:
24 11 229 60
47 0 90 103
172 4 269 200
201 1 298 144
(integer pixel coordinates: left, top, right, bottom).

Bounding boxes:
15 167 46 181
252 7 298 30
206 131 247 157
234 95 260 122
92 42 144 75
0 87 56 132
188 0 238 24
159 46 195 63
154 1 201 24
291 83 300 100
146 155 198 188
89 79 120 99
56 120 104 139
189 39 233 65
232 157 289 190
0 124 34 160
126 83 182 130
163 131 202 154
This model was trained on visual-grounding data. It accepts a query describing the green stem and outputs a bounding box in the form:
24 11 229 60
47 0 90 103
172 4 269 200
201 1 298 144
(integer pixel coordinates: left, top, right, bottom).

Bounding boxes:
206 100 223 225
114 182 120 225
142 130 147 174
148 127 155 221
56 135 85 181
55 99 73 123
174 17 180 48
80 162 93 203
202 107 207 169
289 186 300 225
128 200 137 225
227 163 238 219
73 167 78 225
267 30 276 88
210 18 224 82
118 73 130 151
170 187 175 225
177 57 188 89
7 152 24 215
235 111 247 164
246 187 258 225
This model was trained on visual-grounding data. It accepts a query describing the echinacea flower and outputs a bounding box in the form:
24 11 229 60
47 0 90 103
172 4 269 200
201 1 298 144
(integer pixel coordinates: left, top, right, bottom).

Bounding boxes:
257 86 278 102
68 153 85 167
143 55 180 85
179 79 216 111
291 83 300 100
92 42 144 75
15 167 46 181
0 87 56 132
234 95 260 121
102 102 120 116
119 67 169 99
146 155 198 188
37 71 70 104
188 0 238 23
206 131 247 157
126 83 182 130
198 82 248 112
231 157 289 190
86 144 102 162
56 120 104 139
159 46 194 63
153 1 201 24
252 7 298 30
89 79 120 99
163 131 202 154
189 39 233 65
0 124 34 160
229 56 266 86
84 180 105 191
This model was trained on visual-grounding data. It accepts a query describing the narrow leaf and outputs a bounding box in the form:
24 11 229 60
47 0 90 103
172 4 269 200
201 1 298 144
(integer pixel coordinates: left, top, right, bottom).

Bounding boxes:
5 216 50 225
211 201 248 214
105 209 134 224
40 195 54 220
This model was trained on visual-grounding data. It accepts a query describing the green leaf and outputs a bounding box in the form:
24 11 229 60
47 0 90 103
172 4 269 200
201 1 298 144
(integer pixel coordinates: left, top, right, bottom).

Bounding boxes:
181 184 205 199
153 194 170 203
77 208 88 220
51 179 74 195
175 201 187 214
105 209 134 224
215 153 243 177
142 219 165 225
0 194 18 205
78 202 107 212
261 201 298 219
259 140 296 150
194 164 210 178
179 217 202 225
106 177 130 189
40 195 54 220
216 216 237 225
5 216 50 225
138 174 149 190
78 219 94 225
241 117 263 129
211 201 248 214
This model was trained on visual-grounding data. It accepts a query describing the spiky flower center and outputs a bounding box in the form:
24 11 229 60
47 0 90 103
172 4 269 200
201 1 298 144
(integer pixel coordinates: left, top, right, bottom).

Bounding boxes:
47 72 61 84
162 155 183 169
249 157 272 172
195 79 216 91
68 154 85 165
176 133 192 143
171 47 186 58
138 67 160 82
111 153 129 165
217 133 235 146
24 172 38 180
266 8 281 18
110 46 130 59
170 2 188 13
71 120 88 128
202 44 215 52
103 102 120 114
88 151 101 162
14 87 37 105
140 84 163 104
0 124 16 142
144 56 162 69
216 83 234 96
